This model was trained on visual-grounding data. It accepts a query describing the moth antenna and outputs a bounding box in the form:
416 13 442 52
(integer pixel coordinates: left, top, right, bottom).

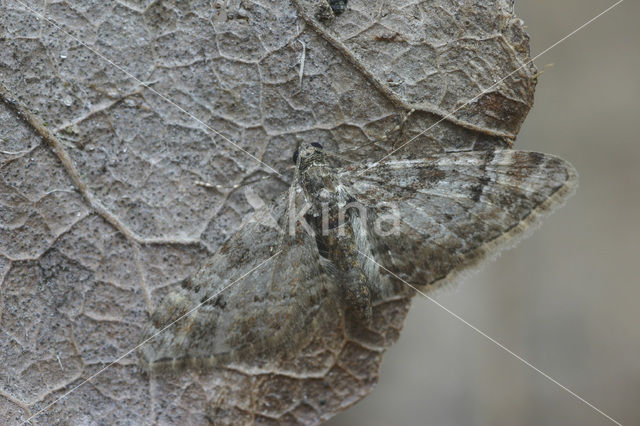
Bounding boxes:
322 149 356 163
195 170 289 193
338 108 416 156
298 40 306 92
390 108 416 133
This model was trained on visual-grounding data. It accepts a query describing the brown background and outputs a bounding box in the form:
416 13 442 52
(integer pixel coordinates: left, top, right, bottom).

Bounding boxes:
330 1 639 425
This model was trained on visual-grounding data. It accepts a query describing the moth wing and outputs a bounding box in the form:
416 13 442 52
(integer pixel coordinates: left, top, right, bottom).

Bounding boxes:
338 150 577 291
137 190 341 370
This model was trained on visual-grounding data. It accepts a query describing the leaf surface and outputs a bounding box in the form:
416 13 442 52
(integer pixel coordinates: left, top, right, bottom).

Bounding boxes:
0 0 536 423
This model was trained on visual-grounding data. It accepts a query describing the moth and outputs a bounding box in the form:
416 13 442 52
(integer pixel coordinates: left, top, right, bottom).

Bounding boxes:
137 145 577 371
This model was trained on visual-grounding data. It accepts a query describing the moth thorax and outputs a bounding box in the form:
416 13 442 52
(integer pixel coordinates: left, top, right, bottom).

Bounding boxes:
318 188 333 202
300 156 336 193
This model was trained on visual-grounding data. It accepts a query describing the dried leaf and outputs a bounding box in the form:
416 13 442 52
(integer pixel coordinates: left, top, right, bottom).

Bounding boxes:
0 0 537 423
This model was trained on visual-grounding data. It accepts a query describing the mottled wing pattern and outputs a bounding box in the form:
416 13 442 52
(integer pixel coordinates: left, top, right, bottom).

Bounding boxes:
137 191 342 370
339 150 578 291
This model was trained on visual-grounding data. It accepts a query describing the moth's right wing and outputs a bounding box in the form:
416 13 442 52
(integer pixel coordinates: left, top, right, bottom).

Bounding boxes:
339 150 577 293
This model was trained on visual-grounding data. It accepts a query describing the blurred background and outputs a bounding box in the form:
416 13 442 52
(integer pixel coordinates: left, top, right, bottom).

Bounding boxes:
330 1 639 425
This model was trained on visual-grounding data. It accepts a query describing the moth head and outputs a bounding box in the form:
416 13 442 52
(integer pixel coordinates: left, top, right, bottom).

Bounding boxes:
292 142 323 165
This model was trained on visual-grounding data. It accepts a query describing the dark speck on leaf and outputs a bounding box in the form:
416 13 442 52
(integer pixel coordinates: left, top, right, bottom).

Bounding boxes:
328 0 348 15
213 296 227 308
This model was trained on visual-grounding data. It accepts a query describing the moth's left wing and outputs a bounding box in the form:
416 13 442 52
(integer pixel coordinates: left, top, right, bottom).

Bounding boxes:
338 150 577 292
137 190 343 371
